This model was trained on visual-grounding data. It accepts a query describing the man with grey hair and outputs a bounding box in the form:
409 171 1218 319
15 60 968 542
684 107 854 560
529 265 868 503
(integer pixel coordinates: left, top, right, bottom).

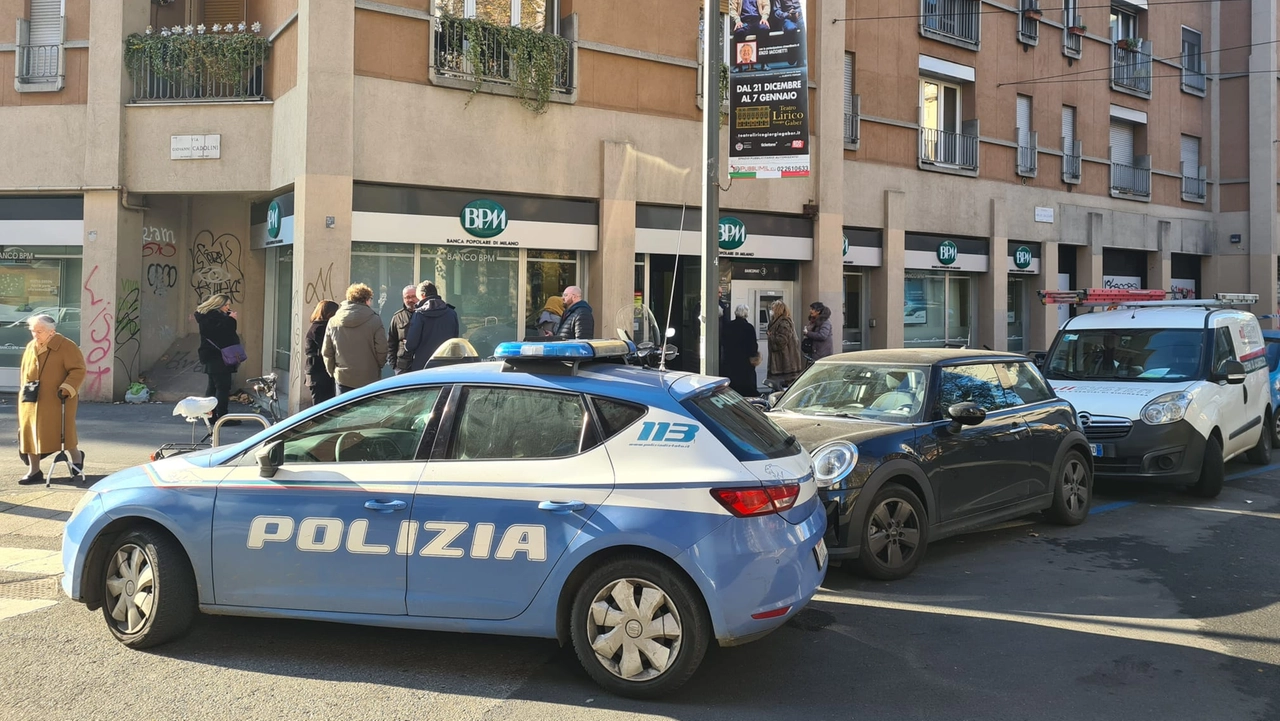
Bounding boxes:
404 280 461 371
556 285 595 340
386 283 420 374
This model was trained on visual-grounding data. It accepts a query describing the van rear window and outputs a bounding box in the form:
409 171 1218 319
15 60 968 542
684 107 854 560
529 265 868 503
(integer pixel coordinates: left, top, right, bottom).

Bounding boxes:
682 386 800 461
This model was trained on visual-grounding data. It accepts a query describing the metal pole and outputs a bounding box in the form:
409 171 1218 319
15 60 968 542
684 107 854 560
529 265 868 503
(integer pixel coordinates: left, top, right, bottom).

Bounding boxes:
700 0 720 376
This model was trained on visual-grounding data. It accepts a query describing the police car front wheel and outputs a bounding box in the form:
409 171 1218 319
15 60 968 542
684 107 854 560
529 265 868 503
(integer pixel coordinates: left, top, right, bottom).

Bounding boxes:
570 556 710 698
101 527 197 649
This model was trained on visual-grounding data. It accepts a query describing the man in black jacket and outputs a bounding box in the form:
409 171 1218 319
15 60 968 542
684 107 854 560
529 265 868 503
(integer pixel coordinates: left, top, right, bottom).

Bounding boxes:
386 284 418 374
404 281 461 371
556 286 595 340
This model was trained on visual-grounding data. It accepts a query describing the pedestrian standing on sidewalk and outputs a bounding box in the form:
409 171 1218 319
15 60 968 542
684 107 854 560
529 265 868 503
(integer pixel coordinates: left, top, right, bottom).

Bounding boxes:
386 284 419 374
404 281 461 371
766 300 803 390
304 299 340 405
803 301 834 361
18 314 86 485
555 286 595 340
323 283 388 394
195 293 243 426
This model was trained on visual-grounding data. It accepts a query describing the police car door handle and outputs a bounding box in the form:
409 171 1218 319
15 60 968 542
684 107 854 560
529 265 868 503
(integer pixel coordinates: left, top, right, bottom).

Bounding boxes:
364 499 408 513
539 500 587 514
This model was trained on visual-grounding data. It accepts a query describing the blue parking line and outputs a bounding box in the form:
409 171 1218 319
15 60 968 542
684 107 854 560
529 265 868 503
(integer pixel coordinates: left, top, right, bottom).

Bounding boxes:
1227 462 1280 482
1089 501 1136 515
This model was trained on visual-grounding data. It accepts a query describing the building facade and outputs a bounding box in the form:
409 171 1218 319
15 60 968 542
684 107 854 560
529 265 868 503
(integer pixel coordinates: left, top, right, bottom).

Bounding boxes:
0 0 1273 409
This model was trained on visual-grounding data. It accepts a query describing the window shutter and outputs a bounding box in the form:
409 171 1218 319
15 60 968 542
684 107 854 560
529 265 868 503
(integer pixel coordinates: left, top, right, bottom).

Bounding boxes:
1109 121 1134 165
1061 106 1075 150
1181 135 1200 177
1016 95 1032 147
203 0 245 25
720 0 731 14
844 53 854 116
28 0 62 46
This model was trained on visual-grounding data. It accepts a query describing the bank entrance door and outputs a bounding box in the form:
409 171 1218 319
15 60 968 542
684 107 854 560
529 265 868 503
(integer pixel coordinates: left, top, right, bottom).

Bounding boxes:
730 280 795 388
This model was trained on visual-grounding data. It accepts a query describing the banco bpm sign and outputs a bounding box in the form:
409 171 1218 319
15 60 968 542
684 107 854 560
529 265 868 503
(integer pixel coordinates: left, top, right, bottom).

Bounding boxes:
460 199 508 239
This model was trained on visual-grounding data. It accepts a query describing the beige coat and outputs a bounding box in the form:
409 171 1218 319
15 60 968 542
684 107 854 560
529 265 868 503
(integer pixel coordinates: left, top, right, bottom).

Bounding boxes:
18 333 86 455
322 301 388 389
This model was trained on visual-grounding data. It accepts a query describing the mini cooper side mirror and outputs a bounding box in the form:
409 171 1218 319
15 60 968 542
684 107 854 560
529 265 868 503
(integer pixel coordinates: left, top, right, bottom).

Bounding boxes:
255 440 284 478
947 402 987 428
1216 359 1247 385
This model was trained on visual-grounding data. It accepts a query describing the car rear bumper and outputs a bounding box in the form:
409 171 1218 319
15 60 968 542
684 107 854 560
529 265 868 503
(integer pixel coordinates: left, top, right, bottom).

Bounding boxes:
1088 419 1206 484
680 499 827 646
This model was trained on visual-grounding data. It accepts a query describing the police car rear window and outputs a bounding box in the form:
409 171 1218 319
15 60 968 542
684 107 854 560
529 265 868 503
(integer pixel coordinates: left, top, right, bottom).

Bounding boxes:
683 386 800 462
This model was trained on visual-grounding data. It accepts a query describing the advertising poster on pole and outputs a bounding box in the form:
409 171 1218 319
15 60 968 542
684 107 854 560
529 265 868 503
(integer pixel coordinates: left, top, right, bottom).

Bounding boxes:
727 0 811 178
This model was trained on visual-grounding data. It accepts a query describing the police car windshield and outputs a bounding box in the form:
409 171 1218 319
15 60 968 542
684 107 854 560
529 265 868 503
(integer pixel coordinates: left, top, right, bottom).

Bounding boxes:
683 386 800 462
1045 328 1204 382
776 362 929 423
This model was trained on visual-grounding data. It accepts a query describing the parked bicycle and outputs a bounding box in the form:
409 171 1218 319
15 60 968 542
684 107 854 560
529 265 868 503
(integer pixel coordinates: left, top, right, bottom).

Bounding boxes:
243 373 282 424
151 373 281 460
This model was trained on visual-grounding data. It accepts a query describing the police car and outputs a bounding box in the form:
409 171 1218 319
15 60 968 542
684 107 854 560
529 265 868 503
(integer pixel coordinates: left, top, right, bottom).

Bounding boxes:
1040 290 1272 498
61 340 826 698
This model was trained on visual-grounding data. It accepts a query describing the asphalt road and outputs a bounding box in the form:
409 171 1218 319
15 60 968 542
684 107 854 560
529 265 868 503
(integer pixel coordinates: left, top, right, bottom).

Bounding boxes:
2 399 1278 720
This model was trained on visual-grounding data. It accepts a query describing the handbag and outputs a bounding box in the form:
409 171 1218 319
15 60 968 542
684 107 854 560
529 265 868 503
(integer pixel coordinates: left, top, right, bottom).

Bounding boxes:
749 354 762 367
21 350 49 403
206 338 248 366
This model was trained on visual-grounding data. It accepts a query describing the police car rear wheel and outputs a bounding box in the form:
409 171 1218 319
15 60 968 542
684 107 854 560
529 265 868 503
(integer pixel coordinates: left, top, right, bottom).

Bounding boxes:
101 528 197 649
570 558 709 698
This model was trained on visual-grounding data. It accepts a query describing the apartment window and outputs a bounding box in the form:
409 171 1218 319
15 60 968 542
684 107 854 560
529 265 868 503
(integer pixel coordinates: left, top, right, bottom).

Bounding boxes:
1182 27 1206 94
921 0 981 49
438 0 556 31
1110 6 1150 95
1110 7 1138 42
1181 135 1206 202
844 53 860 148
1110 117 1150 199
1063 0 1082 57
919 76 978 171
15 0 64 91
203 0 246 25
1018 0 1040 46
1016 95 1037 177
1062 105 1081 183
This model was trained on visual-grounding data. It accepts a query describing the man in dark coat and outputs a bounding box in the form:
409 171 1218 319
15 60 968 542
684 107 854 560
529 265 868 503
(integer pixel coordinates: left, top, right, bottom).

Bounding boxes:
386 284 419 374
404 281 461 371
556 286 595 340
721 305 760 397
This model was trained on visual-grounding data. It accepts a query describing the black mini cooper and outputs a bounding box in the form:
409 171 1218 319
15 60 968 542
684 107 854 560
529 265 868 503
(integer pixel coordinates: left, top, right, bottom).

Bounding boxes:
767 349 1093 580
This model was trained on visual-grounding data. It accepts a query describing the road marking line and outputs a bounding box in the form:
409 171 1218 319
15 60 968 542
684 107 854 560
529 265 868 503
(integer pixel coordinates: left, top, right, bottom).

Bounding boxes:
1089 500 1136 514
1227 462 1280 481
0 599 57 621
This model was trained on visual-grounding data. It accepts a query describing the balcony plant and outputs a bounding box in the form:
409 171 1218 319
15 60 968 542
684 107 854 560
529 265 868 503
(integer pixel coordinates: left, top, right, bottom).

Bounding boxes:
1117 36 1142 51
447 14 571 114
125 22 270 89
1022 3 1043 21
1068 24 1086 36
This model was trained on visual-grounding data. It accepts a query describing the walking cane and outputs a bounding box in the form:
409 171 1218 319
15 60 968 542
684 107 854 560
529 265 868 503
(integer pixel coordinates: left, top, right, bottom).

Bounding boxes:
48 391 83 487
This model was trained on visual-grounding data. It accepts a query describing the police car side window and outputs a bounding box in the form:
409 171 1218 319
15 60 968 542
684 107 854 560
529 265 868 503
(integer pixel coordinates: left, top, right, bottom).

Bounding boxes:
998 362 1054 406
449 387 587 460
589 397 647 440
937 364 1016 414
276 387 442 464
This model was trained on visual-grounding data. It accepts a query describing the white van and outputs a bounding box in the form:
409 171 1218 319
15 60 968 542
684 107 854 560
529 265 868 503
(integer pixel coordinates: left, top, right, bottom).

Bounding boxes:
1041 296 1270 498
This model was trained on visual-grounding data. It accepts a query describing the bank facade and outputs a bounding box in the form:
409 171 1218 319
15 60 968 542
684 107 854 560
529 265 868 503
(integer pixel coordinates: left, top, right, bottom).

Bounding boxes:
1 0 1273 409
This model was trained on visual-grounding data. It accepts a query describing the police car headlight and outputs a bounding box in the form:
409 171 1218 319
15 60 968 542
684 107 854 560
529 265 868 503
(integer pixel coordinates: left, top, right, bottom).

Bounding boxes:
68 490 99 524
813 442 857 488
1141 392 1193 425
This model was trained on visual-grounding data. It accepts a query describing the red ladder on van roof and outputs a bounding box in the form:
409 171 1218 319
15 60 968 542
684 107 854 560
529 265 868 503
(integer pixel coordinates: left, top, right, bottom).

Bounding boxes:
1037 289 1169 306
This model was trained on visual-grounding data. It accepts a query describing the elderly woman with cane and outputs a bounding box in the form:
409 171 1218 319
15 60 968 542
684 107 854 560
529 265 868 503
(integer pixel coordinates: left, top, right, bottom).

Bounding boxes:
18 314 86 485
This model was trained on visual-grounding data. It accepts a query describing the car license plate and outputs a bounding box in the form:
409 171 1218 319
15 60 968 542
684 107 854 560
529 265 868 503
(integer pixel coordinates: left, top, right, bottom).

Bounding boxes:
1092 444 1104 457
814 539 828 570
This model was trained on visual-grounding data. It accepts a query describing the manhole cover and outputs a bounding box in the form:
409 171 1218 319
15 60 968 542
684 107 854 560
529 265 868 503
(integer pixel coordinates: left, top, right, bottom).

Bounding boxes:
0 577 60 600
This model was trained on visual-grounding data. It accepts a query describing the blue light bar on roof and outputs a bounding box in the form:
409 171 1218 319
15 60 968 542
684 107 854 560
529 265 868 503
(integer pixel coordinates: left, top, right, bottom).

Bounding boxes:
493 339 637 360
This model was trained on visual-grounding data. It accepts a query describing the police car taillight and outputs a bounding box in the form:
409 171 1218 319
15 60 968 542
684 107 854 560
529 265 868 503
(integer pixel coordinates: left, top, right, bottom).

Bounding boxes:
711 482 800 517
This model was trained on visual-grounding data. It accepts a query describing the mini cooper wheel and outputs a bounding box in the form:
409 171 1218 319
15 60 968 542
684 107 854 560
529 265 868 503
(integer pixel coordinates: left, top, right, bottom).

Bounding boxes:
570 556 709 698
854 483 928 580
1247 412 1273 465
101 527 196 649
1046 450 1091 525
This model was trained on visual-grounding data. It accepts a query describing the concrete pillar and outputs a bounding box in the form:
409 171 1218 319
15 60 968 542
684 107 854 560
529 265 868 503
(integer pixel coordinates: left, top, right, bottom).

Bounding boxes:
978 199 1008 351
1248 0 1278 322
1149 220 1172 293
594 141 639 338
869 190 905 349
1078 212 1104 289
1029 240 1059 351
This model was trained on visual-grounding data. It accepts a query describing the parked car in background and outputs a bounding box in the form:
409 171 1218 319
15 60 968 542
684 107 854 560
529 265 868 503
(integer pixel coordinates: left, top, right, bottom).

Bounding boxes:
1264 330 1280 445
767 349 1093 580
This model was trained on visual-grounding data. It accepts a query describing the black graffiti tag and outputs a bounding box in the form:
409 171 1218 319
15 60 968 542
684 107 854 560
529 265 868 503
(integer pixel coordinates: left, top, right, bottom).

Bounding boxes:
147 263 178 297
190 231 244 303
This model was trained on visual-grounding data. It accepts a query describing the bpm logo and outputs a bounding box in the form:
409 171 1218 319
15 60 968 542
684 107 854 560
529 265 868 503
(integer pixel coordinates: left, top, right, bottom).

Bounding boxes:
266 200 282 240
1014 245 1033 270
719 216 747 250
936 240 958 266
460 199 508 239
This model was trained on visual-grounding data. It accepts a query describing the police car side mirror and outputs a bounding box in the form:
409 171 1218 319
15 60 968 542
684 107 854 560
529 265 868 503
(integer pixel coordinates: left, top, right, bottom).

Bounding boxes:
1216 359 1247 385
255 440 284 478
947 402 987 428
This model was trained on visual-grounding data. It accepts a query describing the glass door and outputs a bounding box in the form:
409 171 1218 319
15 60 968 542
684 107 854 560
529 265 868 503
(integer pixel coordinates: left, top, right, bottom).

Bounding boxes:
269 247 294 375
1007 276 1026 352
946 274 972 347
904 272 973 348
843 271 863 352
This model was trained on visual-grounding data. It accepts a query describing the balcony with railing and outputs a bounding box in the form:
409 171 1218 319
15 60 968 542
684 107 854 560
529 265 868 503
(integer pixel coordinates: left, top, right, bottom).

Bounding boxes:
1062 139 1082 183
845 94 861 149
125 29 270 103
1017 130 1038 177
1111 156 1151 198
1018 0 1041 46
14 18 64 91
920 0 981 48
433 14 575 111
919 124 979 173
1182 164 1207 201
1182 55 1206 94
1112 39 1152 96
1063 15 1083 58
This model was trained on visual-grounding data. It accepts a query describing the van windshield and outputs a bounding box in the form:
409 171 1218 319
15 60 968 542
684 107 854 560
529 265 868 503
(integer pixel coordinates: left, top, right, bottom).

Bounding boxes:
1045 328 1204 382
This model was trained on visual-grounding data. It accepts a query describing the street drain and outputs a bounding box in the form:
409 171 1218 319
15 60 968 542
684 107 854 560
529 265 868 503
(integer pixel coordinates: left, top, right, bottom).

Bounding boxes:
0 577 60 600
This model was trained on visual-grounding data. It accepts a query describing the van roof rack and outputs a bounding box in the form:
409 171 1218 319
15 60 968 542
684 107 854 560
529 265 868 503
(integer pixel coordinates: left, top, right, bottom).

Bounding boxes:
1038 289 1258 308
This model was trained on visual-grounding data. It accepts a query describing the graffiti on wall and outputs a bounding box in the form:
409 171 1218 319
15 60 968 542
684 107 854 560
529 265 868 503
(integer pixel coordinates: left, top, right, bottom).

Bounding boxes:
147 263 178 297
190 231 244 303
304 263 335 305
115 279 141 384
82 266 114 398
142 225 176 258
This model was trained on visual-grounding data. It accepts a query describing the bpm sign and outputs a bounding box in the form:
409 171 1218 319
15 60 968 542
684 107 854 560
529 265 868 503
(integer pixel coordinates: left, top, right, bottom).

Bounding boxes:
936 240 958 266
266 200 282 240
460 199 508 239
718 216 747 250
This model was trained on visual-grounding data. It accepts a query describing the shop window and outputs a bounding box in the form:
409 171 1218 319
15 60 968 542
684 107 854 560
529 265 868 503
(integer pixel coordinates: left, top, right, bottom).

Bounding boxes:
525 250 578 339
0 247 83 379
421 246 520 358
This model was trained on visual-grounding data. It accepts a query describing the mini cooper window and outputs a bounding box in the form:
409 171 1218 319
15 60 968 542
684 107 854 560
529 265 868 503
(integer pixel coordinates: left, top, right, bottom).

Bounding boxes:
1046 328 1205 382
776 362 930 422
999 362 1055 405
274 387 443 463
937 364 1016 414
449 387 587 460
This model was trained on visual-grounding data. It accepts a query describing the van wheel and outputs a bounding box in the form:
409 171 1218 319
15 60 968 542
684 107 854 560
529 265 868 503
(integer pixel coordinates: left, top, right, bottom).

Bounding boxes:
1189 436 1224 499
853 483 928 580
1246 412 1273 465
1272 410 1280 448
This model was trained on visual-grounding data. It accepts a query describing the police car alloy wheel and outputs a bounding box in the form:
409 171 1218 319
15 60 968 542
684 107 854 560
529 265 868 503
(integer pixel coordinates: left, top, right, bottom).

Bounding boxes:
101 528 197 649
570 556 710 698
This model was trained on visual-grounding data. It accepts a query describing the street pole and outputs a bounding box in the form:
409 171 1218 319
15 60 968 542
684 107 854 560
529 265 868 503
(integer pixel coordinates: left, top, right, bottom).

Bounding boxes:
700 0 721 376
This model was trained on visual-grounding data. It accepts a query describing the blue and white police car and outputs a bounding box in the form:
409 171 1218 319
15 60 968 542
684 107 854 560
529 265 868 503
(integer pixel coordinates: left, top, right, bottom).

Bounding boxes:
61 340 826 698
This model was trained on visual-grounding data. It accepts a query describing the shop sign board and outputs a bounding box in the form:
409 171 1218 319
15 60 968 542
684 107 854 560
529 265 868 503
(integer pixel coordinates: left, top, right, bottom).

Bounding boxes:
170 134 221 160
1007 244 1040 274
460 199 509 239
727 1 811 178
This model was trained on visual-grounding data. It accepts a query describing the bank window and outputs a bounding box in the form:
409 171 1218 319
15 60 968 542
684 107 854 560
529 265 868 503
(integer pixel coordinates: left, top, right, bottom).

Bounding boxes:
437 0 556 32
351 242 416 341
937 364 1015 414
274 387 443 464
448 386 587 460
0 247 83 376
525 250 578 339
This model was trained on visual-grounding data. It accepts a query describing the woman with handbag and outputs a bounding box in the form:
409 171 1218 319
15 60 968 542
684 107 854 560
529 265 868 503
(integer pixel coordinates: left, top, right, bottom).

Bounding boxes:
18 314 86 484
195 293 246 426
766 300 804 390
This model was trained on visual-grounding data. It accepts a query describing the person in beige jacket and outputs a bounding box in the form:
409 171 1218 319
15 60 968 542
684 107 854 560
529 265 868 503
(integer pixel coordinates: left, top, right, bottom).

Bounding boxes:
322 283 388 394
18 314 86 484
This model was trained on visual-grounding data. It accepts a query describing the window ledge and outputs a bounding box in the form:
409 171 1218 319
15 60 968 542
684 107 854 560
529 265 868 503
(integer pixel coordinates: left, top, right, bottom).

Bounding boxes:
14 78 63 93
919 160 979 177
1110 83 1151 100
844 140 860 151
1180 83 1206 97
1181 193 1207 204
1110 189 1151 202
919 28 980 52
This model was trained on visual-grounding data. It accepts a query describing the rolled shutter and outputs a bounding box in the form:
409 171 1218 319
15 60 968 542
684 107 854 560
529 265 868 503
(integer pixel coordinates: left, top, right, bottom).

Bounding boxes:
203 0 245 25
1016 95 1032 147
1061 106 1075 151
1109 121 1134 165
28 0 62 46
720 0 731 14
1180 135 1200 177
844 54 854 116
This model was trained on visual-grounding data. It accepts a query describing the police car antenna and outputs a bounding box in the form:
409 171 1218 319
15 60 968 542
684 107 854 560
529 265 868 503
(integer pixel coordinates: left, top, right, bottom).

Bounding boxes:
659 204 686 373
